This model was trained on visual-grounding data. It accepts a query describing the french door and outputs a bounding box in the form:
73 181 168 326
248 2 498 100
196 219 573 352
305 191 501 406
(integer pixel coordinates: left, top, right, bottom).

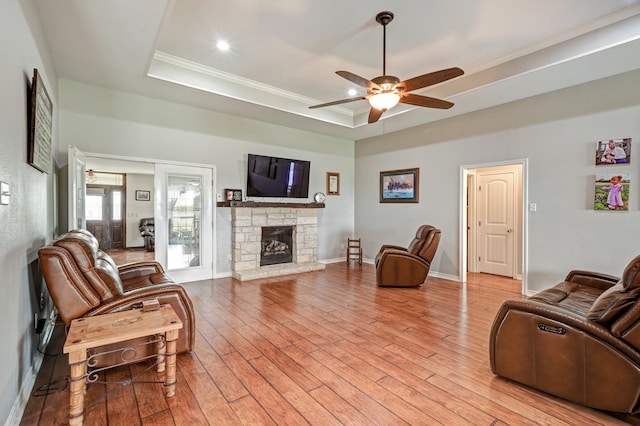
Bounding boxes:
154 163 213 283
85 185 125 250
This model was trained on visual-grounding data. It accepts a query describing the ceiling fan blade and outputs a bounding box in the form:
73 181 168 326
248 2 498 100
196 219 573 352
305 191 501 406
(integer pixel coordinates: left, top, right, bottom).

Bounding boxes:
336 71 380 90
400 93 454 109
396 67 464 92
368 107 384 123
309 96 366 109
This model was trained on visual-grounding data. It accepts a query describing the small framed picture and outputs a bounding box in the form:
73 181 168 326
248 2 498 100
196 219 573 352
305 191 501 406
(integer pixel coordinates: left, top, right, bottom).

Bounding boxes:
380 168 419 203
594 173 629 211
595 138 631 165
135 190 150 201
326 172 340 195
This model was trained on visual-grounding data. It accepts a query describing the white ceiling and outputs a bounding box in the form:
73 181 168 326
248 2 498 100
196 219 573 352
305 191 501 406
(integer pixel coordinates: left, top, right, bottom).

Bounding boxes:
33 0 640 142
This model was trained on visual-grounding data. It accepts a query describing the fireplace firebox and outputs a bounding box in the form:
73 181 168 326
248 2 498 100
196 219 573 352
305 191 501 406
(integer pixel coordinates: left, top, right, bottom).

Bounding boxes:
260 226 293 266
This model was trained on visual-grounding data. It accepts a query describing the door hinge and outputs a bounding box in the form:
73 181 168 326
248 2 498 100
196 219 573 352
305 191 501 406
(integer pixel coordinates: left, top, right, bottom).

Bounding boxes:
478 220 481 226
478 186 481 191
478 256 481 261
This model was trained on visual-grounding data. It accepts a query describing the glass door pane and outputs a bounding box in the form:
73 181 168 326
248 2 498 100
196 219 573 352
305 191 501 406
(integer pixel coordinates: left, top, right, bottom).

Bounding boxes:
154 163 213 282
167 175 201 270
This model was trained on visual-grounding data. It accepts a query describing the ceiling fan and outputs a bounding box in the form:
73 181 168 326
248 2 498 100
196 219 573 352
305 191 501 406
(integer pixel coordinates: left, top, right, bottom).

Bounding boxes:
309 11 464 124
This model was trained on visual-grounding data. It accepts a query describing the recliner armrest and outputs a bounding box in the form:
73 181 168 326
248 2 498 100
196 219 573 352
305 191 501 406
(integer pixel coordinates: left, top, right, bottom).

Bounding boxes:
490 299 640 362
378 244 407 253
564 269 620 291
118 261 165 281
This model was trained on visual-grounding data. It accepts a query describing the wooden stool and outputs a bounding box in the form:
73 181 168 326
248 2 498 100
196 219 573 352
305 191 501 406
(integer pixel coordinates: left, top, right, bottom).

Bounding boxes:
346 238 362 265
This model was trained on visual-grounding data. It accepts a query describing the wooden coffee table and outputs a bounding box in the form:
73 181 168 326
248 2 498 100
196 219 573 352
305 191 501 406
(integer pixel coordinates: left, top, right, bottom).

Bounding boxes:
63 305 182 425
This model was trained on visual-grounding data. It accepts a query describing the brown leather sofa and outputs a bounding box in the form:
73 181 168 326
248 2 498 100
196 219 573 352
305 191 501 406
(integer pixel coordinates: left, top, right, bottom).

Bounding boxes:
38 229 195 363
490 255 640 413
375 225 441 287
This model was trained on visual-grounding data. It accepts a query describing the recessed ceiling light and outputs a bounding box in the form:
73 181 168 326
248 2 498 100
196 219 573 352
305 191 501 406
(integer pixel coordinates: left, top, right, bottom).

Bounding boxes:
348 89 357 96
217 40 230 51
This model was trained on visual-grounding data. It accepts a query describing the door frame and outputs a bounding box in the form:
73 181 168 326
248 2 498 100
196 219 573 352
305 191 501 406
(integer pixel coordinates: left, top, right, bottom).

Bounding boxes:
459 159 529 295
154 163 214 283
68 147 217 278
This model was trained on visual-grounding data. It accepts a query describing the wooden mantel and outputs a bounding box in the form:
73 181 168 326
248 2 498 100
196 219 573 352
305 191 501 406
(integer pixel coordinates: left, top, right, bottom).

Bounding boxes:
216 201 325 208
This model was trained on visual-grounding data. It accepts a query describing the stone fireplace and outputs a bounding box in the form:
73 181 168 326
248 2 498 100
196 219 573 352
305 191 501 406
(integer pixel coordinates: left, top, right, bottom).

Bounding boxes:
230 204 325 281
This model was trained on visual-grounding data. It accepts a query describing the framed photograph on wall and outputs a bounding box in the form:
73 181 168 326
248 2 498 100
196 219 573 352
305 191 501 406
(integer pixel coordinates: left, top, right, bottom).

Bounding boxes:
380 168 419 203
28 69 53 174
326 172 340 195
135 190 151 201
595 138 631 165
594 173 629 211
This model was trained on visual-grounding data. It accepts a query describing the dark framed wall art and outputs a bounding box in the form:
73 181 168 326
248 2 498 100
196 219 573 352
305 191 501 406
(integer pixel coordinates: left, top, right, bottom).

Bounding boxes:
379 168 419 203
28 69 53 173
136 190 151 201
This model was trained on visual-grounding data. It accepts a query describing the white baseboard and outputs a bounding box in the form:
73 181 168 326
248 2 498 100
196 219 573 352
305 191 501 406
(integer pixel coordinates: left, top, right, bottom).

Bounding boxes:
5 314 57 426
428 271 460 282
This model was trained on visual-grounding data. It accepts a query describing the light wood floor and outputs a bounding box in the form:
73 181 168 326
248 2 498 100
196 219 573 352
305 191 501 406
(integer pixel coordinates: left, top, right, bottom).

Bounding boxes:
21 258 639 425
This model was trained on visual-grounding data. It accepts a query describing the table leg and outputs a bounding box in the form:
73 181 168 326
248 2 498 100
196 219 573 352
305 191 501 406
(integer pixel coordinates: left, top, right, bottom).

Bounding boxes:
156 333 166 373
68 350 87 426
163 329 179 397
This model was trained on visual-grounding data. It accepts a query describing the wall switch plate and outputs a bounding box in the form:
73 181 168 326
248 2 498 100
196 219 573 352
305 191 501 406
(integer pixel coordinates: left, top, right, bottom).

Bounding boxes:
216 193 223 201
0 181 9 205
529 203 537 212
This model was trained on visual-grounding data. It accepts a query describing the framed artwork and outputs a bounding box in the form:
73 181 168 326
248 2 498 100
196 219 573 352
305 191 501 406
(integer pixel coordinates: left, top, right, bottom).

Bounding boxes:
326 172 340 195
380 168 419 203
135 190 151 201
594 173 629 211
28 69 53 174
225 188 242 201
595 138 631 165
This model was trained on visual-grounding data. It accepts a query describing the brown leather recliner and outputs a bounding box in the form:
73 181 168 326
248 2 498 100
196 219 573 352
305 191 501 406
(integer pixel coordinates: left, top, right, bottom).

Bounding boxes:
490 255 640 414
38 229 195 363
375 225 441 287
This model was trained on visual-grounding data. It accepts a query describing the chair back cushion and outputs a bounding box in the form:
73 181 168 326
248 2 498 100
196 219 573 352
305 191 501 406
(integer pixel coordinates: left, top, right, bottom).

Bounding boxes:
587 255 640 326
39 231 124 324
621 255 640 291
416 227 441 263
406 225 429 254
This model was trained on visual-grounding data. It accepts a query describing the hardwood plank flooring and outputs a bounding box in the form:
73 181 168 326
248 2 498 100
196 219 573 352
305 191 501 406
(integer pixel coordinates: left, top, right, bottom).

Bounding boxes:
20 259 640 425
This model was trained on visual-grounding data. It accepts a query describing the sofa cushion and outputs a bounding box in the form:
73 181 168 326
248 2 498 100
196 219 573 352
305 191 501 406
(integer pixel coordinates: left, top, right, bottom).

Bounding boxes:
586 283 640 325
621 255 640 291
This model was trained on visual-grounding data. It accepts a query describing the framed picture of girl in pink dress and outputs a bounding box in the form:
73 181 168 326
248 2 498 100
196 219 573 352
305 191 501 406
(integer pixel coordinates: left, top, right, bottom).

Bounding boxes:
594 173 630 211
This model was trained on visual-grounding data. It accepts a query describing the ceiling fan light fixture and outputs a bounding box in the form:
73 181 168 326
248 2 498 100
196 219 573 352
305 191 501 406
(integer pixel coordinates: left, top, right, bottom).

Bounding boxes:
369 92 400 111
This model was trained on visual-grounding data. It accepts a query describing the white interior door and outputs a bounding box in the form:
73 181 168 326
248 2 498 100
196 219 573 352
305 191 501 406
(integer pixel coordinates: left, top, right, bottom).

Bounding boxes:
154 163 213 283
68 145 87 230
477 170 515 277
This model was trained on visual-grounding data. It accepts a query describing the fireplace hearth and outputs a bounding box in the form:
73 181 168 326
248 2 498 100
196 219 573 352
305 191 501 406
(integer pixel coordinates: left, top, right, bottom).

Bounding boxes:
261 226 293 266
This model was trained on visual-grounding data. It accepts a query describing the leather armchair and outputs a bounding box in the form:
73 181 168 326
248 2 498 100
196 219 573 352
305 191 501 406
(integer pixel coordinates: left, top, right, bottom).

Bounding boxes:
375 225 441 287
38 229 195 364
490 255 640 413
139 217 154 251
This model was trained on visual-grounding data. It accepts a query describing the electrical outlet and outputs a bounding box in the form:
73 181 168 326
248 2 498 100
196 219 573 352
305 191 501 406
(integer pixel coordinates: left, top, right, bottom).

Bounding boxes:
39 292 45 310
36 319 46 334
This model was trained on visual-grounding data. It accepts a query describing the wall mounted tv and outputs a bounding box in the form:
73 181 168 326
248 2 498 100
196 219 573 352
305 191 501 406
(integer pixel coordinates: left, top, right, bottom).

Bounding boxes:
246 154 311 198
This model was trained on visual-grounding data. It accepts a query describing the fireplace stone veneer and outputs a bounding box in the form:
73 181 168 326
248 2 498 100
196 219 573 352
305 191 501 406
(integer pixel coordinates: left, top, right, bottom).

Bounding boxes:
231 206 325 281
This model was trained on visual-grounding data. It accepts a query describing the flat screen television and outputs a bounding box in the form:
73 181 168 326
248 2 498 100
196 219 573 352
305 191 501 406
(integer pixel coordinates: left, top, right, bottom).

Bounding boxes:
246 154 310 198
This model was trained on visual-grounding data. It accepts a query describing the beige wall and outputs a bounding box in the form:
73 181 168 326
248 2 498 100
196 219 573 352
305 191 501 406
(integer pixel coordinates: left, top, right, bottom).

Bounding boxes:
0 0 59 422
355 69 640 293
